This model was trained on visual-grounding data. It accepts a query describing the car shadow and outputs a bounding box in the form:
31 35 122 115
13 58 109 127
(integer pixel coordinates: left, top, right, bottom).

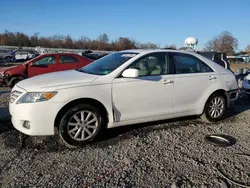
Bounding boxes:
93 116 239 151
92 116 204 148
0 106 12 134
226 92 250 118
0 119 13 133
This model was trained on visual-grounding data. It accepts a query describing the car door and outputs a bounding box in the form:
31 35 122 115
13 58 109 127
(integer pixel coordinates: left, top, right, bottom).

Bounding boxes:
112 52 174 122
58 54 80 71
15 50 27 60
0 50 8 58
0 50 4 57
27 55 58 77
169 52 219 113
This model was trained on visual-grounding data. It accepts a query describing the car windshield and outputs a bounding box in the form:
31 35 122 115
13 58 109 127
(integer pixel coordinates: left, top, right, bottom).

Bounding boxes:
77 52 138 75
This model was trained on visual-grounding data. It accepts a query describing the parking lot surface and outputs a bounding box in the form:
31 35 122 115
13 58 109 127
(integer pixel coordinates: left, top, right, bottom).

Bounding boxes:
0 89 250 188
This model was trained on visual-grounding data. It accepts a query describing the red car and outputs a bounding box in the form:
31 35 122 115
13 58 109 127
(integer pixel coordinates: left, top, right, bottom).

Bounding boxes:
0 53 93 88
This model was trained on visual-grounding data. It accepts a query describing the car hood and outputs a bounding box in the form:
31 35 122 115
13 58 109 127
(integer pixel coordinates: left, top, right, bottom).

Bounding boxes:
0 66 18 73
17 70 100 91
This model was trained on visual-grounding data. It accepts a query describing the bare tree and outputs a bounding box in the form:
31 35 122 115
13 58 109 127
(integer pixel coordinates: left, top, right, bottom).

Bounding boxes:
115 37 137 50
64 35 73 48
203 31 238 55
0 30 163 51
98 33 109 43
245 45 250 54
136 42 160 49
30 32 40 47
164 44 177 49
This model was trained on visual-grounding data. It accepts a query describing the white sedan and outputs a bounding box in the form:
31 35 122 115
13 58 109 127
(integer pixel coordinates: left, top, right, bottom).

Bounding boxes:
9 49 239 147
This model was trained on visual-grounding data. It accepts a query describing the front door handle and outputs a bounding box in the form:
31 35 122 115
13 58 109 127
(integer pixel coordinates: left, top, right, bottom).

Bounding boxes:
163 79 174 84
209 76 217 80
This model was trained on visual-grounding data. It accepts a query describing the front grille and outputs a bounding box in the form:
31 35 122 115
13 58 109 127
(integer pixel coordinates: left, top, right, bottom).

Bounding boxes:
9 90 23 103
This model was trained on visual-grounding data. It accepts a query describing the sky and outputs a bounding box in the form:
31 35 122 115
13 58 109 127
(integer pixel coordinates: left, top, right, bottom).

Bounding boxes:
0 0 249 50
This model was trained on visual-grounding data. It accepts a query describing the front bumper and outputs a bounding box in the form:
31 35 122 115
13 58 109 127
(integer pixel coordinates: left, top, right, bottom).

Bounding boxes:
9 86 65 136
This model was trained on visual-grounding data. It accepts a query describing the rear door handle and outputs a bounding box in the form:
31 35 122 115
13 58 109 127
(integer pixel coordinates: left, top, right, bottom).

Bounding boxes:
209 76 217 80
163 79 174 84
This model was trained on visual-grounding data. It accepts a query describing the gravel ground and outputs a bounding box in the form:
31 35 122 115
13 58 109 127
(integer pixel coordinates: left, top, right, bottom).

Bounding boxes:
0 89 250 188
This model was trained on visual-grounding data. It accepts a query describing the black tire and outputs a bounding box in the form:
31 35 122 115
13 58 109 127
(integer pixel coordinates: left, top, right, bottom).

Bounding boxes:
201 93 227 123
59 104 103 147
4 56 11 63
7 77 23 88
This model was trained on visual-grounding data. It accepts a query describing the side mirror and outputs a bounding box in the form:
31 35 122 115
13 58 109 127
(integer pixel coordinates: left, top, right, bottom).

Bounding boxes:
122 68 139 78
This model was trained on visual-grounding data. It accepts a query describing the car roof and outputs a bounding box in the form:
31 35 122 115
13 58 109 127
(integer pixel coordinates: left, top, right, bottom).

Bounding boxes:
121 49 183 53
15 49 36 52
120 49 198 56
41 53 80 56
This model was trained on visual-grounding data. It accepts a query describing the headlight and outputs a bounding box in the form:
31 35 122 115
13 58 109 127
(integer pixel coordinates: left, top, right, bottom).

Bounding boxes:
0 74 3 78
17 92 57 104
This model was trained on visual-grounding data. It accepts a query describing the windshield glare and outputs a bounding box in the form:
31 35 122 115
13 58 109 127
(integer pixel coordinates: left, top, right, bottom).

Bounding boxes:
78 52 138 75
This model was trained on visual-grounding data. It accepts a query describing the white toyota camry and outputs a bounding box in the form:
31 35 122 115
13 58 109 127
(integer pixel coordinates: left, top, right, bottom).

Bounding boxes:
9 49 239 147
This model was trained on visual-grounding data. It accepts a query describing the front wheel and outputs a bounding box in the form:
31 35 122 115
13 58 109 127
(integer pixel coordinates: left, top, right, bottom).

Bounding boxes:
4 56 12 63
201 94 227 122
59 104 103 147
7 77 23 88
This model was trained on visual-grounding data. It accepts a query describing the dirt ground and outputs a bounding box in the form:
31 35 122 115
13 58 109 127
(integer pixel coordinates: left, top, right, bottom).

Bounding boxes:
1 89 250 187
230 63 250 72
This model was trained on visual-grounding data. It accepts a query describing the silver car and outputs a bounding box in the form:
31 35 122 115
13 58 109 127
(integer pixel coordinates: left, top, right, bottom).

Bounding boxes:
0 49 14 63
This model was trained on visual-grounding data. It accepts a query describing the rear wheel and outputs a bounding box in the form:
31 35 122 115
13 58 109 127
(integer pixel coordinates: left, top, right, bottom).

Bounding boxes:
201 93 227 122
59 104 103 147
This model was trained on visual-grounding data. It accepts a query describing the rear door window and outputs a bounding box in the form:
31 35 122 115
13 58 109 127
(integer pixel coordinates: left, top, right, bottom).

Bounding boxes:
169 53 213 74
60 55 79 63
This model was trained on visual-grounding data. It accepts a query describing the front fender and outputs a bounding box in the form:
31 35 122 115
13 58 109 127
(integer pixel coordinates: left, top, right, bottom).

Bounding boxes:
49 84 114 128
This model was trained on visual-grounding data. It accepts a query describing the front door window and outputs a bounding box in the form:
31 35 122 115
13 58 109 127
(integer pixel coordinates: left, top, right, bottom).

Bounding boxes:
129 53 169 76
33 56 56 66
